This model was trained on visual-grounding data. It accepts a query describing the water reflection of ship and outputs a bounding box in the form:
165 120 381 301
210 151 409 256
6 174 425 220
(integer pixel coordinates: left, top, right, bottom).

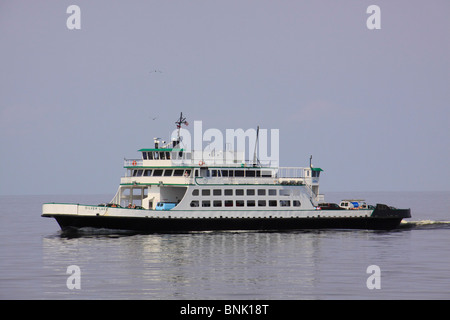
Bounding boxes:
42 232 323 298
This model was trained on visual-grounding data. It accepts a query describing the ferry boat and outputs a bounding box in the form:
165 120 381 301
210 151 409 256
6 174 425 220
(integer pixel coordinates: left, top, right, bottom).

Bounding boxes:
42 114 411 232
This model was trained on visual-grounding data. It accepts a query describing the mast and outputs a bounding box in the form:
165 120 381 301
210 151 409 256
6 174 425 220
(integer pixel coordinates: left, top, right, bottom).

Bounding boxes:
253 125 260 167
174 112 188 146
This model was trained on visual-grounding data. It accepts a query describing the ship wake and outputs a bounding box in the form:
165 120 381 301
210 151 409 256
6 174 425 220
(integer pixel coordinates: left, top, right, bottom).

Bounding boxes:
400 220 450 230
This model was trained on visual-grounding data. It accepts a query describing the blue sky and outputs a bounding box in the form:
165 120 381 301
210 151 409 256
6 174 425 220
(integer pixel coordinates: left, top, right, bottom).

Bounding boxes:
1 0 449 195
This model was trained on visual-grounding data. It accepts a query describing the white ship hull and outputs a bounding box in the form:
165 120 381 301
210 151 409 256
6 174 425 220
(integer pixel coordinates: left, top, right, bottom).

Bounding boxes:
42 203 410 231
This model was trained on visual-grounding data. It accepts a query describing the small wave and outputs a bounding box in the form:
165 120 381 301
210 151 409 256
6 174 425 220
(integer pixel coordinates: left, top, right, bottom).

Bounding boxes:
400 220 450 229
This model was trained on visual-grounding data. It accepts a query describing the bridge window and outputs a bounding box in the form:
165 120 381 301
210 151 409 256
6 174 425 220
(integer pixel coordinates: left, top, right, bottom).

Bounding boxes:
246 170 255 177
235 170 244 177
132 169 143 177
173 169 184 176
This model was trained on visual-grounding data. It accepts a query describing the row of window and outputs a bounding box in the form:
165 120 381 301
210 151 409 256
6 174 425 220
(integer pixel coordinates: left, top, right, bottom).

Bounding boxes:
192 188 292 196
204 169 272 178
142 151 191 160
129 168 274 178
190 200 301 208
131 169 192 177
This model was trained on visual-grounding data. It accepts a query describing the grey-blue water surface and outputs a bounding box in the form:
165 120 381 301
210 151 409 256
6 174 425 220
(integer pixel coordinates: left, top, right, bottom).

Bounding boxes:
1 191 449 300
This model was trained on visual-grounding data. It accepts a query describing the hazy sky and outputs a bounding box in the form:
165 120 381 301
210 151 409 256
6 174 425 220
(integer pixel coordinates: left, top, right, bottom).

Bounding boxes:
1 0 449 195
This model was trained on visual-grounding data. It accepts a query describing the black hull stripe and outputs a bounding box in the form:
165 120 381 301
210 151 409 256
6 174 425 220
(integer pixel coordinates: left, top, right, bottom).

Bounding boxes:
47 215 405 231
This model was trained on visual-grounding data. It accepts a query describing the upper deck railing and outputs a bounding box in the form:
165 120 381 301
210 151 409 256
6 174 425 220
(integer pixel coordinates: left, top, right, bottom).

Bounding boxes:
124 159 144 167
277 167 306 178
122 164 313 180
125 148 281 167
123 152 318 181
124 158 279 168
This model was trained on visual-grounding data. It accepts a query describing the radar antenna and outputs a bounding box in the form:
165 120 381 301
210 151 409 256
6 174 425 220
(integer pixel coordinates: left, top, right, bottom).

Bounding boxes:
174 112 189 145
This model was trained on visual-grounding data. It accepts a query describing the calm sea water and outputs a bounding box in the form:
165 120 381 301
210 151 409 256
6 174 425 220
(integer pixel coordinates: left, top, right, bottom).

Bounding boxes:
1 191 449 300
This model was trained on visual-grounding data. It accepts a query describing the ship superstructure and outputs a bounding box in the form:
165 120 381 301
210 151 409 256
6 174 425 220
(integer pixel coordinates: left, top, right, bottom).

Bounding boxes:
42 114 410 231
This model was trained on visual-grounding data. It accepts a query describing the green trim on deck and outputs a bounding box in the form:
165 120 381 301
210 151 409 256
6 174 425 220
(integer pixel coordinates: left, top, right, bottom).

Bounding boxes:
124 165 276 169
138 148 184 152
124 165 195 169
119 183 303 187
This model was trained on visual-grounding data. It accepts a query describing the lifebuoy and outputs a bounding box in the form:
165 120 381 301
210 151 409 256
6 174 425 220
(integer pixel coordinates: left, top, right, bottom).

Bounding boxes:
132 160 137 166
198 160 205 166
